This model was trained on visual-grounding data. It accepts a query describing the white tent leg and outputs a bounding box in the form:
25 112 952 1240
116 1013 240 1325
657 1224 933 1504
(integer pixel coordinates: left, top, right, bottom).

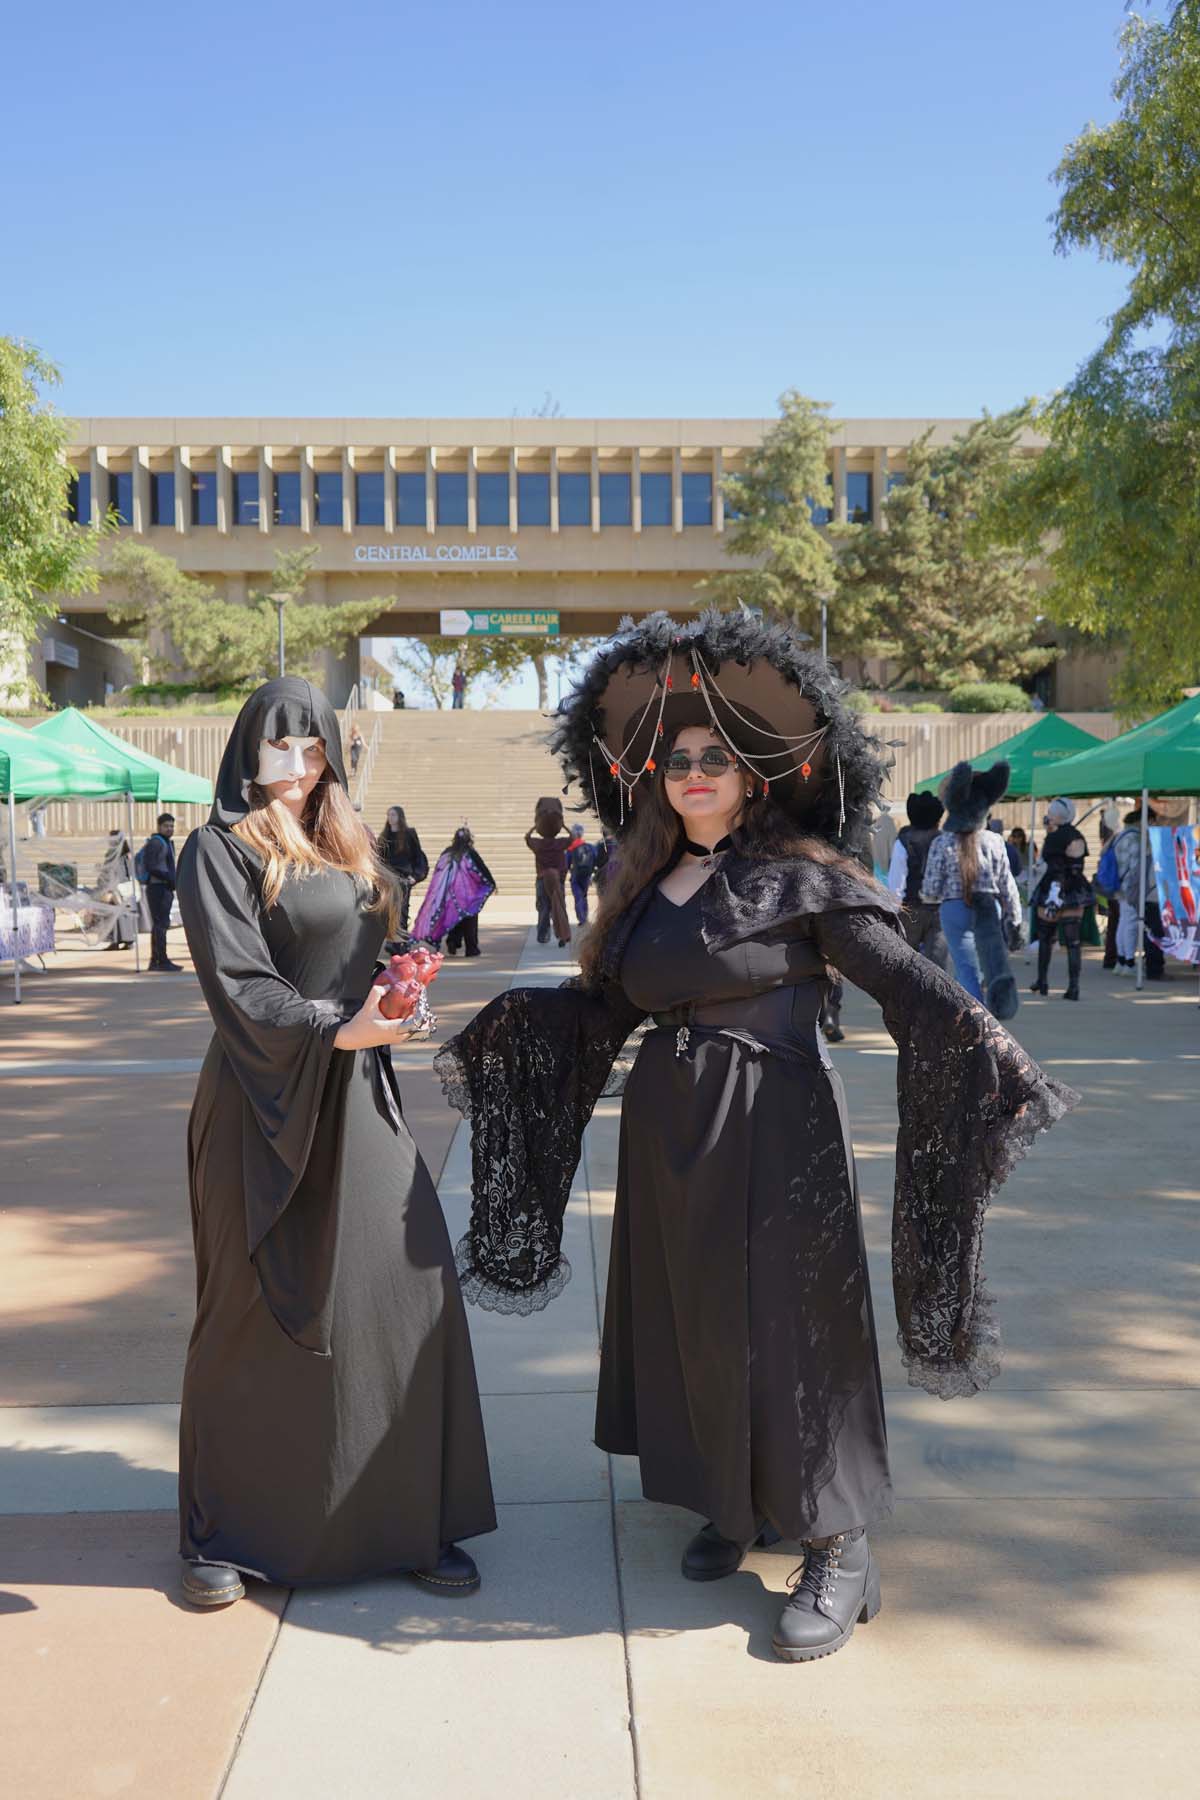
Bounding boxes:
1028 792 1037 954
7 794 20 1005
127 791 141 973
1135 787 1149 992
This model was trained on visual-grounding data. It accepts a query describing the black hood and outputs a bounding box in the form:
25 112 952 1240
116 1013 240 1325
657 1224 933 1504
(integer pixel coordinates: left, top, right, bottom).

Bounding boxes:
209 678 347 829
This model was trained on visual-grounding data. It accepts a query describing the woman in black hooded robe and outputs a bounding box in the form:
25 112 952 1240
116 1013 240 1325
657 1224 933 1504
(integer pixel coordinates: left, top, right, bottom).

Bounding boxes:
175 677 495 1607
435 613 1078 1664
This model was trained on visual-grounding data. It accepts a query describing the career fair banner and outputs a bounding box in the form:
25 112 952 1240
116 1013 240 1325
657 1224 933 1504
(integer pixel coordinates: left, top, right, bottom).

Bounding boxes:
1149 825 1200 965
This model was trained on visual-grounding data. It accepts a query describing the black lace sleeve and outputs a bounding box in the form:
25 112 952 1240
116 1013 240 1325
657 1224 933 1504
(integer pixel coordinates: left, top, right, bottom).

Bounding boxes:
434 978 647 1314
813 907 1080 1400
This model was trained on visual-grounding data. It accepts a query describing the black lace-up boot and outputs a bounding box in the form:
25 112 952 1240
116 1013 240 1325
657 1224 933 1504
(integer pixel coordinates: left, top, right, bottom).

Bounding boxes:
772 1527 880 1662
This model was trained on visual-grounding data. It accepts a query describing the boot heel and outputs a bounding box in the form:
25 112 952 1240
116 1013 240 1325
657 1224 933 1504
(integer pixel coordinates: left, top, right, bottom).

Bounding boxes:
858 1560 882 1624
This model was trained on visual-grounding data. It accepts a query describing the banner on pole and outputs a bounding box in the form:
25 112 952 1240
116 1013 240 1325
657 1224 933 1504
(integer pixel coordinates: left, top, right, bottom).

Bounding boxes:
1149 824 1200 964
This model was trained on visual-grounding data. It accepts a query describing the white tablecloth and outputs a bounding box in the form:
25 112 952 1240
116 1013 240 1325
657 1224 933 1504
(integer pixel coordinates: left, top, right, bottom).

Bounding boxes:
0 901 56 962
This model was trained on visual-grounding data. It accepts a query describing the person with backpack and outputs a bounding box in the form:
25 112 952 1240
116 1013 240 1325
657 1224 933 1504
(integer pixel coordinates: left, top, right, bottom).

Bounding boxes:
1110 804 1165 978
565 824 597 924
886 791 949 969
920 761 1023 1018
137 813 181 972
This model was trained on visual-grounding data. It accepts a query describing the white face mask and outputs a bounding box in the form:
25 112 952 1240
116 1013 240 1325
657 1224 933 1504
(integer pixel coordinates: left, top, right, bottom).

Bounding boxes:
255 736 321 786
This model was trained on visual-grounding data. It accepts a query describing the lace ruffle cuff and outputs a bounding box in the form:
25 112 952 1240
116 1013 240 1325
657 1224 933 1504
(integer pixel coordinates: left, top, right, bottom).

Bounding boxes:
433 1040 472 1118
453 1233 572 1314
898 1280 1003 1400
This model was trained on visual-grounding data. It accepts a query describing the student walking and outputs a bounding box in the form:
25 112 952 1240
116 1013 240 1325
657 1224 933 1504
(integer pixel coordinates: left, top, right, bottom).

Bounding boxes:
565 824 598 925
921 762 1023 1018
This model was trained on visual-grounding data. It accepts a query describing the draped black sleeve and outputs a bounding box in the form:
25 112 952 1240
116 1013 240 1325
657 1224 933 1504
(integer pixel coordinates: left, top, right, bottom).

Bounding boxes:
177 825 346 1275
812 906 1080 1399
434 977 647 1313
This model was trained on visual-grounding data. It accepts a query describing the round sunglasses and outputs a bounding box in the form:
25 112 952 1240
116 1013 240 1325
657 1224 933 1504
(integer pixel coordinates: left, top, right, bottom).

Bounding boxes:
663 748 739 782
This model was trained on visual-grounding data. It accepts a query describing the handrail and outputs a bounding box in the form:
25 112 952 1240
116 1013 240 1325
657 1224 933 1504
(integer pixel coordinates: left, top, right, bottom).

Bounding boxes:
354 716 382 813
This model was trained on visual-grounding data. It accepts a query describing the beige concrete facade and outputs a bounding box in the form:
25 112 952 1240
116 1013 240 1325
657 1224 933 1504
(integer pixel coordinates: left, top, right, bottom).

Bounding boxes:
54 414 1108 706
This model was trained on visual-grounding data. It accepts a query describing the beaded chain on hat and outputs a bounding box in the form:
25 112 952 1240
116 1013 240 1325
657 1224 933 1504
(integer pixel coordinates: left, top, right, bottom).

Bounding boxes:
589 644 845 831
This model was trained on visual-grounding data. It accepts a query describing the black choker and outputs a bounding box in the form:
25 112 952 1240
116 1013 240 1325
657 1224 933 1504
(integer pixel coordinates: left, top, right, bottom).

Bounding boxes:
684 834 732 861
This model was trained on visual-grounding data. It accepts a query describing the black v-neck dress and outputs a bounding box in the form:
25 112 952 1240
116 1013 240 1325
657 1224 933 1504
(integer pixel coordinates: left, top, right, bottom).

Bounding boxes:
436 850 1077 1552
596 883 890 1541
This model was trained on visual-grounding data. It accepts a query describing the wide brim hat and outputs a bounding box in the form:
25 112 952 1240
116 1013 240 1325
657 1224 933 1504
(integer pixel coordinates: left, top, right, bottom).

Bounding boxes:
550 609 892 853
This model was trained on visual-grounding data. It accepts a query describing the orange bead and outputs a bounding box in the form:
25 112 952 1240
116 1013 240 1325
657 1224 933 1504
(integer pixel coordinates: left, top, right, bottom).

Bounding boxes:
690 671 701 688
665 675 673 691
610 762 619 777
647 757 656 773
801 762 812 780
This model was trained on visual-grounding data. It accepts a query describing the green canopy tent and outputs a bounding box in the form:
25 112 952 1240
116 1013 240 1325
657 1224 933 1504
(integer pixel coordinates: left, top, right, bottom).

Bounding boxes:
914 713 1104 799
0 719 119 1002
30 709 213 978
1032 691 1200 988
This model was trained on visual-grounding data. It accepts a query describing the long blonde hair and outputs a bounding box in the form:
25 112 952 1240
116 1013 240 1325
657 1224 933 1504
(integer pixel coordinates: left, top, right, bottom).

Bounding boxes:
233 768 398 929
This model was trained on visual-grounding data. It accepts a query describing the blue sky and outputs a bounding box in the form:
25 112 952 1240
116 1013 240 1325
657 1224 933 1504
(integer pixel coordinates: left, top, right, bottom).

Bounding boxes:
7 0 1140 424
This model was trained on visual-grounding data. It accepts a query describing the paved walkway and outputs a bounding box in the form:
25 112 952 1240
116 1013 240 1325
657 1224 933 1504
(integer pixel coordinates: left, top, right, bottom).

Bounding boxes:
1 924 1198 1798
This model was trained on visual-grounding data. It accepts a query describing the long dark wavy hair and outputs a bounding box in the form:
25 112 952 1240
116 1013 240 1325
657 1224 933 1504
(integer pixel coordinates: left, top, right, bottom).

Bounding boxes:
578 728 884 986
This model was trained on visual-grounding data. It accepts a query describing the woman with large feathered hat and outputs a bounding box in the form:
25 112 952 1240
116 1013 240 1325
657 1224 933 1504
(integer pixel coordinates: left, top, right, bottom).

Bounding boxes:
436 611 1077 1663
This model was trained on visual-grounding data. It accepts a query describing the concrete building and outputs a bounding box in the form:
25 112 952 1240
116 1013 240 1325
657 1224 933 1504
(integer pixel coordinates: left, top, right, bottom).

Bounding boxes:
46 416 1117 707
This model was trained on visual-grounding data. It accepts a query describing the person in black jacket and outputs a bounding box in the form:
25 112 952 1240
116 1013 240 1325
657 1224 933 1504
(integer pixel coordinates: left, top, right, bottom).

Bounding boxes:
140 813 181 971
376 806 428 931
1029 797 1093 1000
886 793 949 969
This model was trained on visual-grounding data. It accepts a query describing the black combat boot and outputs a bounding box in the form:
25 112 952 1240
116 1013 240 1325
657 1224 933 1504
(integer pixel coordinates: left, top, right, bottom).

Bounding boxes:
181 1561 245 1607
1030 932 1052 995
681 1519 781 1582
772 1527 880 1662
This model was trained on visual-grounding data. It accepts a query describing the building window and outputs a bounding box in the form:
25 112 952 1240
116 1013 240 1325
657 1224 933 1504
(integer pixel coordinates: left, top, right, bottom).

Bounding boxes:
640 472 671 527
233 472 260 526
886 471 906 493
356 472 385 526
682 472 712 526
846 472 873 524
558 471 590 527
476 472 508 527
109 470 133 526
518 472 550 527
315 471 343 526
436 472 468 527
599 472 631 527
68 471 92 524
273 471 301 527
396 472 426 527
150 472 175 526
192 471 218 526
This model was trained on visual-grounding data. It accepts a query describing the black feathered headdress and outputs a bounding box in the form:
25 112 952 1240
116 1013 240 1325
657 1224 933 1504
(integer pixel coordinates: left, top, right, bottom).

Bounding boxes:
940 760 1011 834
550 610 892 856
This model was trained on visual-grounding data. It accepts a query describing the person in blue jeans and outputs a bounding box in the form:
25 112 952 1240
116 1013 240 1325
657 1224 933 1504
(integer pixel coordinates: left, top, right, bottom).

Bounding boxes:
921 761 1023 1019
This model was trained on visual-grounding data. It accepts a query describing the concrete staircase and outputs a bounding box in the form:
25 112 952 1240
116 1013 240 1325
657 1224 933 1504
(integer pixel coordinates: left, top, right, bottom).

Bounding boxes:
357 709 572 909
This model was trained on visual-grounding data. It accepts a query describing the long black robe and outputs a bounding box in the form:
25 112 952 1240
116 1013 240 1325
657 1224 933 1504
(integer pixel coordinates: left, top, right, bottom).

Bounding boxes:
176 679 494 1584
436 852 1077 1545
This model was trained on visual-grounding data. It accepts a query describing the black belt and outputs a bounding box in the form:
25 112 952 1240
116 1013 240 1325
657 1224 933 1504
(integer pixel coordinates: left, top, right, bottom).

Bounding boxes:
650 987 823 1063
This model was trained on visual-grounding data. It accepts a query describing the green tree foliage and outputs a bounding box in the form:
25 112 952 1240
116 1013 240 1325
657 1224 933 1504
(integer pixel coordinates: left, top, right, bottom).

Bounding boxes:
836 413 1056 690
703 390 845 642
0 337 104 661
985 3 1200 714
104 543 384 689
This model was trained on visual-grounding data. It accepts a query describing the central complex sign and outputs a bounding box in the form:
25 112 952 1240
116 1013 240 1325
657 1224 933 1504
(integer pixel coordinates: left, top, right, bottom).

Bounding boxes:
439 609 559 637
354 544 519 564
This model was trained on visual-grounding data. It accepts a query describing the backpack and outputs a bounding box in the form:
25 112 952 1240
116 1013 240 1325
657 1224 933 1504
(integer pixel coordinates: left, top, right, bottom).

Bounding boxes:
134 844 151 883
1096 839 1120 896
570 840 597 881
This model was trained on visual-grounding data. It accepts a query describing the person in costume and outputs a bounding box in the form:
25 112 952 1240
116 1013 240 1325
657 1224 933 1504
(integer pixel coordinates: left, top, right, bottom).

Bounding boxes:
436 613 1077 1664
175 678 494 1609
920 761 1023 1019
886 792 949 969
526 796 572 947
1029 797 1093 1001
376 804 429 932
413 824 496 954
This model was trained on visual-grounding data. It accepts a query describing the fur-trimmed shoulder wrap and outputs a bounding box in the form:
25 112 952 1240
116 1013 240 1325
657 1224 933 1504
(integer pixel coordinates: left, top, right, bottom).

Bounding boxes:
598 851 899 983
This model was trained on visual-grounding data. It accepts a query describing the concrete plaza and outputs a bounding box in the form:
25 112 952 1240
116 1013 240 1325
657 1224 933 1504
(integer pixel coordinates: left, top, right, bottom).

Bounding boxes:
1 919 1198 1798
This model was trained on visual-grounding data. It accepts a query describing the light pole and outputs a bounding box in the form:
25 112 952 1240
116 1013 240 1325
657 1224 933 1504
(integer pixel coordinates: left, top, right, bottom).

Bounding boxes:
269 592 289 677
817 587 833 663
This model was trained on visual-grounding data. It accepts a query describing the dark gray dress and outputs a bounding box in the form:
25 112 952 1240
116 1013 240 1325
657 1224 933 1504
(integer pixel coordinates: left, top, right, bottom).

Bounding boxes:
178 826 495 1585
596 886 891 1543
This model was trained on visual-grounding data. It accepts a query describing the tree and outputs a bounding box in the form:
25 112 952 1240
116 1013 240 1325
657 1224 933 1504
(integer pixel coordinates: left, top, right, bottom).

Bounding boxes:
103 542 385 690
984 3 1200 714
702 389 848 644
0 338 105 698
836 412 1057 691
